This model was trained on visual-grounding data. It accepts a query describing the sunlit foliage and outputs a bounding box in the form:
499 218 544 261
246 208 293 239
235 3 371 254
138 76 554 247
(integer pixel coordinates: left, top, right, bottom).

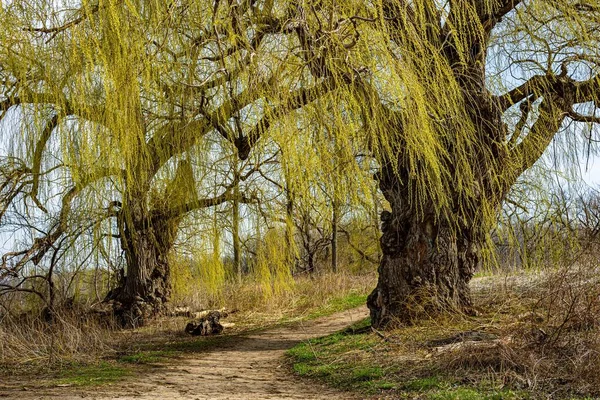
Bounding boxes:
0 0 598 319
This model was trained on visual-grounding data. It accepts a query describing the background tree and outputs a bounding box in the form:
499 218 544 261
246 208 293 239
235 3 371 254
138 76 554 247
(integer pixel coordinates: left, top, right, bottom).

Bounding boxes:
0 0 297 323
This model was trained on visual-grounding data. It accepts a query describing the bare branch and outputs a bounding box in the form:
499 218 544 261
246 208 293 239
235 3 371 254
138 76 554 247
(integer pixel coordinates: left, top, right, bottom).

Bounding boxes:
237 76 342 159
496 75 554 110
568 108 600 124
23 2 102 39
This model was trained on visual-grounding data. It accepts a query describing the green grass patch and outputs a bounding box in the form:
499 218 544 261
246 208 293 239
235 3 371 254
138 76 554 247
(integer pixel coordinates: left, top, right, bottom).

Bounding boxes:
287 318 532 399
352 366 384 381
306 292 367 320
401 377 445 392
287 317 396 394
54 362 130 386
428 388 528 400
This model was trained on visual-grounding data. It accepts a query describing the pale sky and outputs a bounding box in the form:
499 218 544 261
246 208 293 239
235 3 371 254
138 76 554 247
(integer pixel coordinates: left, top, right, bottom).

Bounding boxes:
581 160 600 187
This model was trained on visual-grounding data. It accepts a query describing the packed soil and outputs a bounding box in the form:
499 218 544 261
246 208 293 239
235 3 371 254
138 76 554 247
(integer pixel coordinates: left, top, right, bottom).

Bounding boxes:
1 306 368 400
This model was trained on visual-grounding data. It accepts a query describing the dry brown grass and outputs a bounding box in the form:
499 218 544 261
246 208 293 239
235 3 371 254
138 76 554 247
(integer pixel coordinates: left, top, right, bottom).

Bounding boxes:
0 272 375 372
417 259 600 397
169 271 374 324
295 261 600 398
0 310 116 371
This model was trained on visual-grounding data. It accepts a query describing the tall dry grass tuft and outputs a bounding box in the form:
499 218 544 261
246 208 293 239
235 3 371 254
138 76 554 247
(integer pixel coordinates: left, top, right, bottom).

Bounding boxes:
519 257 600 394
173 271 375 321
435 252 600 397
0 309 116 371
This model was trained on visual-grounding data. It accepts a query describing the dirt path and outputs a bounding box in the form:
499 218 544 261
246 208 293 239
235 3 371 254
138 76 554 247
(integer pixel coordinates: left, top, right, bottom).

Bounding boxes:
8 306 369 400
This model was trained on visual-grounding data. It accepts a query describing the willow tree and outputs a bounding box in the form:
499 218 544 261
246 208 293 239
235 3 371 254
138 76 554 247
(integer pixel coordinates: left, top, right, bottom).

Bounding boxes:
0 0 373 322
246 0 600 327
1 0 599 327
359 0 600 327
267 0 599 327
0 0 306 322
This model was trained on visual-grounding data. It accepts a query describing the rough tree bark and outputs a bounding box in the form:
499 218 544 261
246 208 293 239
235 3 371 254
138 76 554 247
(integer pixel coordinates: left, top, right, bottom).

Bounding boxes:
367 192 481 327
105 203 177 326
104 162 191 326
367 95 503 327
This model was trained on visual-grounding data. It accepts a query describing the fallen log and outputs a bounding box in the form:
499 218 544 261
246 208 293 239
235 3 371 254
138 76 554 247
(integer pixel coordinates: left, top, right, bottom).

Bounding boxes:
169 306 192 318
185 310 225 336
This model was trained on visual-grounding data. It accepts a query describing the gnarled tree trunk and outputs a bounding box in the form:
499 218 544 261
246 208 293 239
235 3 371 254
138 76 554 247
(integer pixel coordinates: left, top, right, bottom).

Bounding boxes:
105 199 178 326
367 159 484 328
366 34 509 327
367 209 480 328
105 159 197 326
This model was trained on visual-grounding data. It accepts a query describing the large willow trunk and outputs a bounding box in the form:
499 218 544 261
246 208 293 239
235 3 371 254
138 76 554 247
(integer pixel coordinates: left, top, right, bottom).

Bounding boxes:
106 199 177 326
367 168 481 328
367 210 479 328
365 53 510 327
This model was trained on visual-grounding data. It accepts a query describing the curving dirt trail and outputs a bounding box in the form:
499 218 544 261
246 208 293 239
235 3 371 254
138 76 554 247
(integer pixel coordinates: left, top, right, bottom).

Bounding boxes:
8 306 369 400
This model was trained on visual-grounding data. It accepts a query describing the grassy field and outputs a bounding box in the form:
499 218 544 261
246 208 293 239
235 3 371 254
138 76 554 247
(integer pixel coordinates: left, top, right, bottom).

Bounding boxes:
287 267 600 399
0 272 375 388
5 265 600 399
287 317 531 399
